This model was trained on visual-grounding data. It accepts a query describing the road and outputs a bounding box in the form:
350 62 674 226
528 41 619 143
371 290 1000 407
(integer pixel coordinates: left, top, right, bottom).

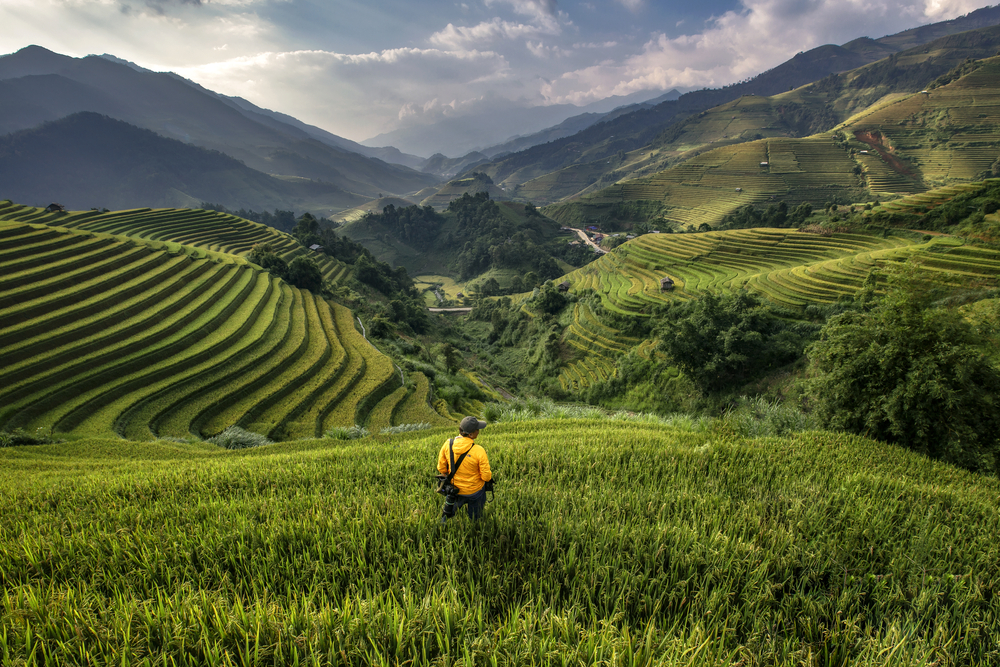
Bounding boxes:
567 227 607 253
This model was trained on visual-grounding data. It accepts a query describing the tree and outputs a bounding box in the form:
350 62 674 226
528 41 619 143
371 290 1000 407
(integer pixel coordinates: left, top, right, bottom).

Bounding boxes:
286 256 323 292
807 267 1000 473
655 290 805 394
247 243 288 280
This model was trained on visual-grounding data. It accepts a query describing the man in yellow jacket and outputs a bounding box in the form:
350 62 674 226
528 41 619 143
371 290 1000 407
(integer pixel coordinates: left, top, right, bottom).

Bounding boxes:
437 416 492 521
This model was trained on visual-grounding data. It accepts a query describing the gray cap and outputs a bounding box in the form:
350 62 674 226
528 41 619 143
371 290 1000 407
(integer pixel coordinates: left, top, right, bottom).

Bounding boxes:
459 416 487 433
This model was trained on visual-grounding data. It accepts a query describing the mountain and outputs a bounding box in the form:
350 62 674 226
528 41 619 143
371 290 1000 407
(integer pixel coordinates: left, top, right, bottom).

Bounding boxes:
0 112 367 212
216 95 427 171
460 5 1000 204
478 90 684 159
544 50 1000 230
360 89 672 159
0 46 439 207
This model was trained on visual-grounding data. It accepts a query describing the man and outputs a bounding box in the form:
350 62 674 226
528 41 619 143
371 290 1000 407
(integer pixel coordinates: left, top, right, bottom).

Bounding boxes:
437 416 492 521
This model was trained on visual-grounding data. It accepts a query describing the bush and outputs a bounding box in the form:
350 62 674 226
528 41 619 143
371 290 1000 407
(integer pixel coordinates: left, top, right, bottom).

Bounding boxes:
807 266 1000 474
207 427 273 450
0 428 59 448
721 396 817 438
325 425 370 440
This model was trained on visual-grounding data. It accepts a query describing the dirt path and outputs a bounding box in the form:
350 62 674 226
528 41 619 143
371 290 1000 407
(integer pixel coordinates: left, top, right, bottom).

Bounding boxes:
568 227 607 253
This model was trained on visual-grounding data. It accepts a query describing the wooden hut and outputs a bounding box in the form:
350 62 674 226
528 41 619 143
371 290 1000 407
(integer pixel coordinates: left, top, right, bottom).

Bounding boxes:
660 277 675 292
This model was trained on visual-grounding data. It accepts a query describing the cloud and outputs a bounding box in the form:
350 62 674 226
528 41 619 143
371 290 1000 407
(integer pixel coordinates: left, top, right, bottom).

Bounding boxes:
173 47 512 139
430 18 555 49
526 41 572 58
485 0 558 21
540 0 994 104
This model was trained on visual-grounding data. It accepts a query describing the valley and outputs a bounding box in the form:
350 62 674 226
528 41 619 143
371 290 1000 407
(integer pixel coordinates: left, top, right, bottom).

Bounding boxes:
3 9 1000 666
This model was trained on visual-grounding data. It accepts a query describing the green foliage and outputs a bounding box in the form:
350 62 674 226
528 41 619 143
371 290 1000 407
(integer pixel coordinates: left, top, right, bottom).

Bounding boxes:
449 192 562 281
718 201 812 230
324 424 370 440
721 395 818 438
247 242 288 280
807 267 1000 473
654 290 814 394
286 255 323 292
526 281 568 315
206 426 273 450
0 428 58 448
582 347 698 415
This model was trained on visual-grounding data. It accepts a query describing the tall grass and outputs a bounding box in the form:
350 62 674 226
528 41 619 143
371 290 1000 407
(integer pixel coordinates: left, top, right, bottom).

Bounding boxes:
482 398 715 432
2 420 997 665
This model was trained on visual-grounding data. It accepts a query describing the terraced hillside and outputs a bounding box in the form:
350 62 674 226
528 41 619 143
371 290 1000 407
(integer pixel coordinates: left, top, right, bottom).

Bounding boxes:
0 202 353 285
554 227 1000 389
546 57 1000 230
0 203 446 440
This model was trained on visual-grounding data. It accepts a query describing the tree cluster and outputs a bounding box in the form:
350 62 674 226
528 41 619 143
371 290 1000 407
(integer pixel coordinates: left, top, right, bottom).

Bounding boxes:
718 201 813 230
360 204 443 247
807 267 1000 474
448 192 562 281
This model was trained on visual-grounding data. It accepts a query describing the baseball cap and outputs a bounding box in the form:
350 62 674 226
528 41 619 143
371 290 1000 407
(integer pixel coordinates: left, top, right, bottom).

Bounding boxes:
459 416 488 433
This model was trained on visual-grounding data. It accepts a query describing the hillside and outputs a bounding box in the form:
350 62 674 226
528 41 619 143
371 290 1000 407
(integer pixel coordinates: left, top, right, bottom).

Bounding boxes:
0 46 440 206
544 55 1000 231
335 190 583 288
0 112 368 213
0 201 448 440
2 419 998 664
461 7 1000 205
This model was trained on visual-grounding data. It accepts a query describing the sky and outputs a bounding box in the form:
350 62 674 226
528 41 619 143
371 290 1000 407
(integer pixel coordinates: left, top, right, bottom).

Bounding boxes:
0 0 995 143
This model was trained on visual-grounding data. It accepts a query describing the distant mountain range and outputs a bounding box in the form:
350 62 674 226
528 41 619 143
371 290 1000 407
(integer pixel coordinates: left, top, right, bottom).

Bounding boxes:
0 112 368 212
3 4 1000 217
0 46 439 211
465 4 1000 203
361 89 679 159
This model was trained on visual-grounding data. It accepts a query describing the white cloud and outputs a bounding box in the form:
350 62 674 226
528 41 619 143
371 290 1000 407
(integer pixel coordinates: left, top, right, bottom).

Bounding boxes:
173 47 511 139
485 0 558 21
430 18 555 49
540 0 995 104
526 41 572 58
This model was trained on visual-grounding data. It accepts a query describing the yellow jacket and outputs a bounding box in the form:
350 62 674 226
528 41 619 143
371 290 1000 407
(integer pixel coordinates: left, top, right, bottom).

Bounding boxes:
437 436 492 495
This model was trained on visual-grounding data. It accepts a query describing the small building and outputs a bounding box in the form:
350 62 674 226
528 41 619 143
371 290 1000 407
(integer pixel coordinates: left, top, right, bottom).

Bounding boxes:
569 241 580 246
456 292 464 298
626 234 636 240
308 244 324 252
760 162 769 167
557 281 571 292
735 187 743 193
660 277 675 292
45 203 65 212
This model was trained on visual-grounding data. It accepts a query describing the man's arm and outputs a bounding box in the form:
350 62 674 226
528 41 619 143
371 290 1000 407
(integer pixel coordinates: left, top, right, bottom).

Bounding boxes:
437 444 449 475
478 448 492 481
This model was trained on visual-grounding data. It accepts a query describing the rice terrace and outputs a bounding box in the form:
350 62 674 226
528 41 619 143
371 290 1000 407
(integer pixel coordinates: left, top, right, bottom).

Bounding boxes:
5 5 1000 666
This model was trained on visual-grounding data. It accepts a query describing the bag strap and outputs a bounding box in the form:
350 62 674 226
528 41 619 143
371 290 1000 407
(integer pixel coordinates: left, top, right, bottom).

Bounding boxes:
443 437 475 486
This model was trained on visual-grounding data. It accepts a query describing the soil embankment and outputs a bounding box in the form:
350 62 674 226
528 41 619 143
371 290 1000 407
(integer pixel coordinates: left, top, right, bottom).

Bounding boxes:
854 130 916 177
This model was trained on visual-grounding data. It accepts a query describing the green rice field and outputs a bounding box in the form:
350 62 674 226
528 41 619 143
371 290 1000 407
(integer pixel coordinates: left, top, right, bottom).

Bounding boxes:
0 204 443 440
2 419 998 665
